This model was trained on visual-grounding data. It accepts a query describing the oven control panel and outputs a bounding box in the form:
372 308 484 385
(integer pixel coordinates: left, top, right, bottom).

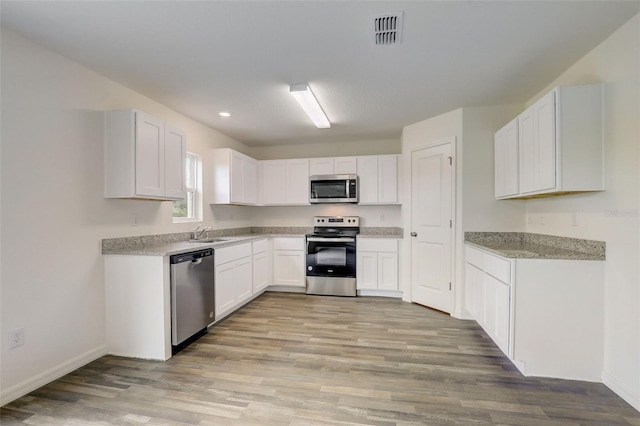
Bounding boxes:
313 216 359 227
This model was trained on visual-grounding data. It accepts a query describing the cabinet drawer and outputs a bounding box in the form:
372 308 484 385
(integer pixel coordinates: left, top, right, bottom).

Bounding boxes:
252 238 268 254
215 243 252 265
357 238 398 252
482 252 511 284
465 245 483 268
273 237 303 250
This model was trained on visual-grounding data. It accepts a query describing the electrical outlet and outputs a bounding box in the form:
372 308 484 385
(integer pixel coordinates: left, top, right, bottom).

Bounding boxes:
379 213 385 222
9 328 24 349
572 210 579 226
539 214 545 225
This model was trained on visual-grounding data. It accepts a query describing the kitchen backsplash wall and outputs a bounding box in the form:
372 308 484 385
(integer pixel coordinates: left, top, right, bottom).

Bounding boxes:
250 205 402 228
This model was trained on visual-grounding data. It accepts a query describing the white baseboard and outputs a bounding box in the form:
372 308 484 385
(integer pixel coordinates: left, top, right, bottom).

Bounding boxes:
266 286 305 293
602 370 640 412
1 345 107 407
357 289 402 298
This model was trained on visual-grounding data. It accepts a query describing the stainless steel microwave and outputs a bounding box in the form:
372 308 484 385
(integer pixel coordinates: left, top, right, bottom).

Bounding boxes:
310 174 358 204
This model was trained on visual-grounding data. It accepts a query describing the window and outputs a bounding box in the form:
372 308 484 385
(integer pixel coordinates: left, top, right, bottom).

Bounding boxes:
173 152 202 222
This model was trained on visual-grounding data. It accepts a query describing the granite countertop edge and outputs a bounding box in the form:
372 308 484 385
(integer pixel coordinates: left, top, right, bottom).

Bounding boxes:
103 227 403 256
464 232 605 261
102 234 303 256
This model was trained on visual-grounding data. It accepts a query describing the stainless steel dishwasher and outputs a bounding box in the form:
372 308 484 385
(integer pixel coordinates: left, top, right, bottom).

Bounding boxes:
170 248 214 349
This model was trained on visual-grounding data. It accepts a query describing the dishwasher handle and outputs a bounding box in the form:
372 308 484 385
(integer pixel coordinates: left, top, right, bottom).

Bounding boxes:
170 248 213 264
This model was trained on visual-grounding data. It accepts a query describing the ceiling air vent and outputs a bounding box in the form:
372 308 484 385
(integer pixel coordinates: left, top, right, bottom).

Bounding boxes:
373 12 403 46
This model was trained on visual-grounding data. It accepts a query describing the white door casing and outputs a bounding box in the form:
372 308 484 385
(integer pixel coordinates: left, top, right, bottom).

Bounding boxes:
410 142 454 313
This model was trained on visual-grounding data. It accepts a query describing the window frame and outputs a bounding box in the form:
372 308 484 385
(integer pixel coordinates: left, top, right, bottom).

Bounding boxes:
172 152 203 223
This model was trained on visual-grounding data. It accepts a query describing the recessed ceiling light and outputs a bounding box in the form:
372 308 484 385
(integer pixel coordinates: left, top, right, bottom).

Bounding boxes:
219 112 231 117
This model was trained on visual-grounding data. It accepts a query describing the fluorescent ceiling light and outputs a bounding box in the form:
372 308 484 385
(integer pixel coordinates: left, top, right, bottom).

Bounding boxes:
219 112 231 117
289 83 331 129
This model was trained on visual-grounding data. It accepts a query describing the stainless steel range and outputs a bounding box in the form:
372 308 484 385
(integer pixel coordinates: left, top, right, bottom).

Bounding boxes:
305 216 359 297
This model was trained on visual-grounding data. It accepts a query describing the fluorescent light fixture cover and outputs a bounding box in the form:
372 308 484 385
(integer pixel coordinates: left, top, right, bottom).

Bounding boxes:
290 83 331 128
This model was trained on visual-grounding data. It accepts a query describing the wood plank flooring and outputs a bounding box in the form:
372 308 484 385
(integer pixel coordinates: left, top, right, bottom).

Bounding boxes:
2 293 639 425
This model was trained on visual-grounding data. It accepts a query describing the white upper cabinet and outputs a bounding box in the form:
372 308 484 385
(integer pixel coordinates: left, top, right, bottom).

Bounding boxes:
495 84 604 199
210 148 257 205
357 155 400 205
105 109 186 201
309 158 334 175
309 157 357 175
494 117 519 199
260 159 310 205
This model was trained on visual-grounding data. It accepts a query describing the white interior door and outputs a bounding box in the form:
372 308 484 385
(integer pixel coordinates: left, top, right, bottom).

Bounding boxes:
410 142 454 313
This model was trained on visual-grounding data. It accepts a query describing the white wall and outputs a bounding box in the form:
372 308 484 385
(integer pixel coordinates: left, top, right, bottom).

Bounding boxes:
401 109 463 306
523 15 640 409
250 138 400 160
400 106 525 315
0 28 250 403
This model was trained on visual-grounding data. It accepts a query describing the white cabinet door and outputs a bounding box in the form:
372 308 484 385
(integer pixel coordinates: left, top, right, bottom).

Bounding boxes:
309 158 334 175
356 251 378 290
505 85 603 199
211 149 257 205
357 156 379 204
356 239 398 291
273 250 305 287
261 160 286 205
493 278 511 355
378 252 398 290
215 261 236 320
533 90 556 192
164 125 187 200
135 111 165 197
334 157 357 174
465 262 482 319
310 157 357 175
494 118 518 199
482 274 498 340
377 155 399 204
252 251 270 293
518 107 535 194
260 159 309 205
105 109 186 201
230 150 244 204
285 159 310 205
235 256 253 304
357 155 399 204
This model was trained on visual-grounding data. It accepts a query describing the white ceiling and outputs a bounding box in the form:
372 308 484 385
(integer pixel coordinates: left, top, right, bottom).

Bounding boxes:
1 1 638 147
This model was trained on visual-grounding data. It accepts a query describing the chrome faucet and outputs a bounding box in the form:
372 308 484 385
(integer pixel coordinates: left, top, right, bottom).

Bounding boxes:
192 225 212 240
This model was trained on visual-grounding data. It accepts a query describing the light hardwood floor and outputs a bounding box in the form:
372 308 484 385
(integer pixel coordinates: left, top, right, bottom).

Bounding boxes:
2 292 639 425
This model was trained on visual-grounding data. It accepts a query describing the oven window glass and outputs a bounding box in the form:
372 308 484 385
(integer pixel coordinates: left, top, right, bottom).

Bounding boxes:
316 247 347 266
311 181 348 199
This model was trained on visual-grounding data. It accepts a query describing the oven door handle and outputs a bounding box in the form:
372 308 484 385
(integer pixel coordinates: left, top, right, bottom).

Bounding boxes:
306 237 356 243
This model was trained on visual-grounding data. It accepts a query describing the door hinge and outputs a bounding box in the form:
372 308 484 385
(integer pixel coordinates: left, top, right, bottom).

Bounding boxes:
448 156 453 166
449 219 452 228
449 282 452 291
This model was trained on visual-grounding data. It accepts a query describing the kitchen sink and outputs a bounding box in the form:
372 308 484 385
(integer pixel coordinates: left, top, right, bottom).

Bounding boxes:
187 238 230 243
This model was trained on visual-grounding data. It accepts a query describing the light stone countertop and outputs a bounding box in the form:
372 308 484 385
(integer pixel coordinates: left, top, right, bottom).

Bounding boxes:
102 226 403 256
102 234 304 256
465 232 605 260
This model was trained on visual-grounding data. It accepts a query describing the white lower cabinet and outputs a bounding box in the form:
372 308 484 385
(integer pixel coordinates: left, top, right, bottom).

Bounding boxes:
464 244 604 381
356 238 400 296
465 245 512 357
272 237 305 288
105 255 172 360
252 238 271 293
214 243 253 321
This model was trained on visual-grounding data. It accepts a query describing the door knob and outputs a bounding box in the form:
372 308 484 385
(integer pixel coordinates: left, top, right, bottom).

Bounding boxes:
410 232 417 237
